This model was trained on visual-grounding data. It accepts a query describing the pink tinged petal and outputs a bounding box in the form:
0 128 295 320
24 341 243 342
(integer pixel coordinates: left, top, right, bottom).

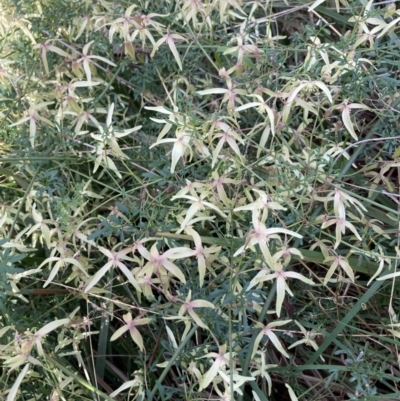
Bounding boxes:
312 81 332 103
225 135 242 159
324 260 338 285
104 156 122 178
199 359 222 390
198 254 206 287
275 276 286 317
288 339 305 349
162 260 186 283
268 319 292 328
150 37 167 57
284 271 315 285
150 243 160 258
265 228 302 238
190 299 214 308
110 325 129 341
258 241 274 268
93 155 102 173
9 116 30 127
264 105 275 136
83 60 92 83
138 246 151 260
379 272 400 281
74 18 88 40
116 261 142 292
285 384 299 401
202 200 226 217
37 116 54 127
178 304 187 316
181 203 200 228
284 282 294 297
7 363 30 401
321 219 336 229
188 309 207 328
251 330 264 358
36 318 70 337
342 107 358 141
171 140 186 172
134 318 150 326
30 119 36 147
216 183 231 207
84 261 113 292
338 257 354 282
334 224 342 249
137 261 154 278
40 224 52 248
196 88 229 95
88 55 116 66
98 246 114 259
129 326 144 351
236 101 260 112
144 29 157 46
267 329 290 358
377 17 400 38
334 196 345 219
287 82 308 103
35 339 44 356
368 258 385 285
47 45 70 57
43 260 63 288
123 313 133 324
107 103 114 127
83 40 94 55
257 273 278 283
212 139 224 167
287 248 303 258
167 36 182 70
233 244 246 257
165 247 195 259
343 220 362 241
41 48 49 74
38 257 60 269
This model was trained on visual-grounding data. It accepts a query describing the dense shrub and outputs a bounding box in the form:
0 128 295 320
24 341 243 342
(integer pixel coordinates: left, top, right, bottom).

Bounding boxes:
1 1 400 400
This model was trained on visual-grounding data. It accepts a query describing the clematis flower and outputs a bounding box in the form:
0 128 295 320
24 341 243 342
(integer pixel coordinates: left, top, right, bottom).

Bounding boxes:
84 246 141 293
178 290 214 328
110 313 150 351
252 320 291 359
256 260 314 317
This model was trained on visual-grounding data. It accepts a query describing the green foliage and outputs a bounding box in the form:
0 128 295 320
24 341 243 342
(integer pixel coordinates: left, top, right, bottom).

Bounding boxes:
2 0 400 400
